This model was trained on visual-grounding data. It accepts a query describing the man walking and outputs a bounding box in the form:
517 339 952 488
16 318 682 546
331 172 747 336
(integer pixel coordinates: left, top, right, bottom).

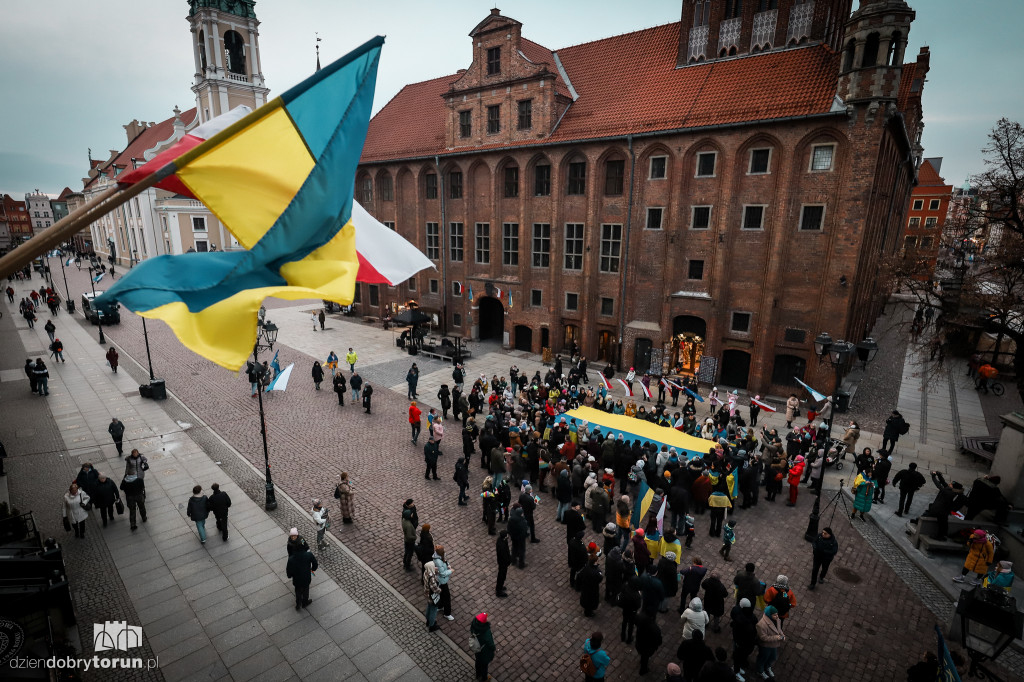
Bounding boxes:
108 418 125 457
120 474 146 531
345 347 357 372
519 483 540 543
424 436 440 480
508 504 529 569
92 474 120 528
286 541 318 611
892 462 926 518
49 338 65 363
350 371 363 402
809 527 838 590
454 455 470 505
208 482 232 541
186 485 210 544
409 401 422 445
44 319 56 343
406 363 419 400
882 410 909 454
332 372 346 405
495 530 511 597
873 453 893 504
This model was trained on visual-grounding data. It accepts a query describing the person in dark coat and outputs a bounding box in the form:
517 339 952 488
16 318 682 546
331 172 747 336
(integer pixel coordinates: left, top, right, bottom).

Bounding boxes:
568 530 588 589
424 437 440 480
698 647 735 682
454 456 470 505
634 611 663 675
185 485 210 544
470 612 496 682
881 410 909 454
632 529 652 575
604 546 624 604
361 383 373 413
75 463 99 498
733 562 761 605
91 473 119 527
311 361 324 390
678 630 714 680
578 555 603 617
636 564 665 617
912 472 967 540
208 482 232 541
508 505 529 569
656 551 679 611
416 523 435 571
495 530 511 597
518 485 539 541
564 502 586 543
701 572 729 632
120 474 146 530
965 475 1012 523
108 417 126 457
285 544 318 610
437 384 452 419
872 454 893 503
679 557 708 611
618 576 642 643
730 598 758 678
809 527 839 590
287 528 310 556
332 372 346 405
893 462 927 517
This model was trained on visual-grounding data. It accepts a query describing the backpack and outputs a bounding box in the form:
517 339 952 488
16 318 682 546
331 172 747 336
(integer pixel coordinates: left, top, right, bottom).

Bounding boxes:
469 634 483 654
899 421 910 435
769 589 791 616
579 652 597 677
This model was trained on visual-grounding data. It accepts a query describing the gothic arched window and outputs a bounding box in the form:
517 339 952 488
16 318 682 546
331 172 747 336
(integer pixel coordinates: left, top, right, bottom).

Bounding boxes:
224 30 246 75
862 32 880 68
198 30 208 72
887 31 903 66
843 38 856 72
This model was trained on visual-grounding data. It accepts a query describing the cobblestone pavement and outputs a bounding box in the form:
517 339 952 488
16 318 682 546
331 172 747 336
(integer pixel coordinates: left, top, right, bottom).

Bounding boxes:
44 259 1017 682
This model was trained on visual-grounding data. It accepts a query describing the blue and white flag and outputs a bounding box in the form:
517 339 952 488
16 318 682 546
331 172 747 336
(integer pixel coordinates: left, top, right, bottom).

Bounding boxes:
270 350 282 376
93 272 105 284
684 386 704 403
266 363 293 392
65 258 74 267
794 376 826 402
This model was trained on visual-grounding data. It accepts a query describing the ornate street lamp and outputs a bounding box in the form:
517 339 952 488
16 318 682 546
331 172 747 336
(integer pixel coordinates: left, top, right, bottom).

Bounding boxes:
856 337 879 367
952 586 1024 680
813 331 833 359
252 319 279 510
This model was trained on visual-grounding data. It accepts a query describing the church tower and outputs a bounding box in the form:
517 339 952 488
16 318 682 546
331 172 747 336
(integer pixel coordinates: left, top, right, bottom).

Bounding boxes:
188 0 269 123
836 0 915 109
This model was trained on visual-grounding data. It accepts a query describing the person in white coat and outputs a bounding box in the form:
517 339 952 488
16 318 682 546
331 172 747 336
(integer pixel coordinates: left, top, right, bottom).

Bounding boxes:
680 597 710 641
312 499 330 550
63 482 91 539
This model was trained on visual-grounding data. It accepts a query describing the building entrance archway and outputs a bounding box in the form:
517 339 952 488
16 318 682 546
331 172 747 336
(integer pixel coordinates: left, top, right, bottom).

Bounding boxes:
671 315 707 376
478 296 504 341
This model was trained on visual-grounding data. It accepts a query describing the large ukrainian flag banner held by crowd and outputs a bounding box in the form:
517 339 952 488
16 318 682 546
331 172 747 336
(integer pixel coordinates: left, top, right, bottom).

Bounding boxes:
95 37 385 369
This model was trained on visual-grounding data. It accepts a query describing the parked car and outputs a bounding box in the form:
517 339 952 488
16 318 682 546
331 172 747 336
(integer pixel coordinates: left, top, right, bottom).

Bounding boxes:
81 292 120 325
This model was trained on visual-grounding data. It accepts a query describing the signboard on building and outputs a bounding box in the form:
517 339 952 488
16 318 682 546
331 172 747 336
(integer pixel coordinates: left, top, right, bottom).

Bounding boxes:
696 356 717 385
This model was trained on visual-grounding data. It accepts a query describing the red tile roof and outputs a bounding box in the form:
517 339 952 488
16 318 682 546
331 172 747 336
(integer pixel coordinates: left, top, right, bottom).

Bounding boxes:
897 62 917 112
361 22 843 163
518 38 571 99
84 108 198 189
917 158 944 185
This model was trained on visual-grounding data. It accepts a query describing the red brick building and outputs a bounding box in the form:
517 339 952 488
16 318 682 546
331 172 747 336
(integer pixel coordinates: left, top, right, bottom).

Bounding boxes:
903 157 951 278
358 0 929 395
0 194 32 246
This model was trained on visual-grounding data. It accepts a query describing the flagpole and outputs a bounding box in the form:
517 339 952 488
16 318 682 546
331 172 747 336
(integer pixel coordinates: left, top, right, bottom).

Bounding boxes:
0 168 168 280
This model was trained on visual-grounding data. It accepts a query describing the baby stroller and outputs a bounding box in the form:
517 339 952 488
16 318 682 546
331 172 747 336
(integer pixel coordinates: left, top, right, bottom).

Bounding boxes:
822 438 848 470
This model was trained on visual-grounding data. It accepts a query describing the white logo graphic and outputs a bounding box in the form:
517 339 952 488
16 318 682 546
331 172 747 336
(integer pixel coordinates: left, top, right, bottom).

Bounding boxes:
93 622 142 652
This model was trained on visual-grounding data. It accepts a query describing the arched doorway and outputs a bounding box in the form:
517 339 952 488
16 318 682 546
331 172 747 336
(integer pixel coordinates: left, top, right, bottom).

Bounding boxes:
671 315 707 376
597 330 613 361
720 349 751 389
478 297 504 341
514 325 532 352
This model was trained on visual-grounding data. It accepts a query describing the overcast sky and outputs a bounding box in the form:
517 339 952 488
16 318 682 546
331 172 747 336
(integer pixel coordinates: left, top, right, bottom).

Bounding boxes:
1 0 1021 197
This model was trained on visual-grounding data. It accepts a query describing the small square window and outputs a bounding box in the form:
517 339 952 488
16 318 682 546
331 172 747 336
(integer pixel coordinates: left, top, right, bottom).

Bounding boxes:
731 312 752 333
696 152 717 177
429 279 439 294
908 217 921 228
749 148 771 174
600 297 614 316
565 292 579 311
691 206 712 230
810 144 834 171
192 216 207 231
384 221 396 231
929 199 940 210
649 156 667 180
531 289 542 307
453 313 462 327
688 260 704 280
912 199 923 210
799 205 825 231
905 235 918 249
646 207 664 230
742 205 765 230
925 217 937 228
920 236 934 249
487 105 501 134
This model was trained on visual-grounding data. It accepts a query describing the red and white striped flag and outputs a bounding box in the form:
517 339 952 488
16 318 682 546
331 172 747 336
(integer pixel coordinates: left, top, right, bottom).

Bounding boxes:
655 498 667 535
674 417 687 431
598 372 612 391
751 396 777 413
639 382 652 400
617 379 633 397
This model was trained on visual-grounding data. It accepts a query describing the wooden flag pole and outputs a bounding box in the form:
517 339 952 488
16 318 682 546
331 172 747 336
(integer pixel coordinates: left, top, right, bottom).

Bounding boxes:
0 170 166 279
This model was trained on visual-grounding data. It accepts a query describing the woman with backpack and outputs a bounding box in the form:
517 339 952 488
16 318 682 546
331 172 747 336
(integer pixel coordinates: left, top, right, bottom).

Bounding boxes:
581 631 611 681
761 575 796 627
469 612 495 681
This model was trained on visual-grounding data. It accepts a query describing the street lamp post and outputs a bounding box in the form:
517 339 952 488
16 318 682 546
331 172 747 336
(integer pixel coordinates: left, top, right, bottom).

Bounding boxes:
253 319 279 511
952 587 1024 680
87 265 106 345
54 250 74 313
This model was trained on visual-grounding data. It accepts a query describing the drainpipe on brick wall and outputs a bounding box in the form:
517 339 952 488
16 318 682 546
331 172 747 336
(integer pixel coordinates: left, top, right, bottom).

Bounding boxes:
617 134 636 372
436 156 448 337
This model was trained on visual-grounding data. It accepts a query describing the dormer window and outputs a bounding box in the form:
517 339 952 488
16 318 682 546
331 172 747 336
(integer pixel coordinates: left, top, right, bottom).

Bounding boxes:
487 46 501 76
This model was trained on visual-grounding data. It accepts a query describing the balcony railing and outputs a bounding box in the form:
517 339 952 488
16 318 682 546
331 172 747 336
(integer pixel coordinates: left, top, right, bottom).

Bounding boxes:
228 72 249 83
787 1 814 43
718 17 742 54
688 24 709 62
752 9 777 49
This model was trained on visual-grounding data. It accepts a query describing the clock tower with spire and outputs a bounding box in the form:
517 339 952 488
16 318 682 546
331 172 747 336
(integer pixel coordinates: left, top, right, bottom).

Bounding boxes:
188 0 270 123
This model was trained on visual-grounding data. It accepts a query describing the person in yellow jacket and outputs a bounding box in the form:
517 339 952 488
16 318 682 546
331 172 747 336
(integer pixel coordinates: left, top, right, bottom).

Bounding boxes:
345 348 357 371
953 529 994 586
659 529 683 567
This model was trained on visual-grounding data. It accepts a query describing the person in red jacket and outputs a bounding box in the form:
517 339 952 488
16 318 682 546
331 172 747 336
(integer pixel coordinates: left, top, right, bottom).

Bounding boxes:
786 455 805 507
409 401 422 446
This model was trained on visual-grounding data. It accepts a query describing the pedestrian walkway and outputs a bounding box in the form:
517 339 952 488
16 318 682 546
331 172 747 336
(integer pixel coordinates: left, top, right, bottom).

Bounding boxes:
0 279 442 682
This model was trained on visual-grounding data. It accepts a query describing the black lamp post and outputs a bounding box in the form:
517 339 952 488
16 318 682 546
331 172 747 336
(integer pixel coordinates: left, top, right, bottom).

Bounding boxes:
87 265 106 345
253 319 279 511
51 251 74 313
953 586 1024 680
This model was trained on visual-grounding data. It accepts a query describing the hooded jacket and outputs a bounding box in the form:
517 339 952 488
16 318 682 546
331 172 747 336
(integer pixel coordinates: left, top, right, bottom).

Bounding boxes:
680 598 710 640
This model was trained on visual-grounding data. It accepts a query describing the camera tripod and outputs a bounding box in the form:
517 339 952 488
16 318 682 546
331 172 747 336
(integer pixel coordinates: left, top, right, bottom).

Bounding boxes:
804 479 852 542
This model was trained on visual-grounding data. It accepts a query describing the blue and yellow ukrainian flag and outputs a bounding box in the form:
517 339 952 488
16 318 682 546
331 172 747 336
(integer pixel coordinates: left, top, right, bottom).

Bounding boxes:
96 37 383 369
631 481 654 528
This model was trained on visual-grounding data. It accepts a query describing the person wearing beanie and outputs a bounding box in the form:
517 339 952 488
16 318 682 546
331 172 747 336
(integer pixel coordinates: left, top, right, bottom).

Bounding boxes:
518 483 540 543
786 455 805 507
730 596 758 679
954 529 995 586
589 479 611 532
285 532 318 612
286 527 310 556
719 519 737 562
665 661 684 682
984 560 1015 592
632 528 652 575
602 522 619 556
508 504 529 569
755 606 786 677
892 461 927 517
660 529 682 567
810 527 839 590
470 613 496 681
311 499 329 550
615 494 632 551
578 552 604 617
762 576 796 625
401 500 418 571
495 530 511 598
